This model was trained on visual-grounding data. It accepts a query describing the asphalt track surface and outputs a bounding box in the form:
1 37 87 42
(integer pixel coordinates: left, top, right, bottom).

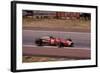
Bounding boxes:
23 46 90 59
23 30 90 49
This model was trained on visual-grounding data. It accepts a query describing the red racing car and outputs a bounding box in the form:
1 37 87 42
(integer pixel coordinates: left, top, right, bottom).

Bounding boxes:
35 36 74 47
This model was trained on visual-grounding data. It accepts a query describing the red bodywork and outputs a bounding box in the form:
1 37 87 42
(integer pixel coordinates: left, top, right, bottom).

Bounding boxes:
45 38 72 46
35 36 74 47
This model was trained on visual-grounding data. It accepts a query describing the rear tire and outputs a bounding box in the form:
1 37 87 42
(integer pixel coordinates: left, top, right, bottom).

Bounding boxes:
35 39 43 46
58 42 63 48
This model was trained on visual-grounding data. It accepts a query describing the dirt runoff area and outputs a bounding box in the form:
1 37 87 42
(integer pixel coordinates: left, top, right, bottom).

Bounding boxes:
22 56 78 63
23 17 91 32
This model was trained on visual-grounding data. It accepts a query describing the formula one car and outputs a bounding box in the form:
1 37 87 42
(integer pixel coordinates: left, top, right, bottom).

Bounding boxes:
35 36 74 47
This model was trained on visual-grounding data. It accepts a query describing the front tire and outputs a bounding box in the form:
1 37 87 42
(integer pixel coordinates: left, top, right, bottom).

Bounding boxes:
69 43 74 47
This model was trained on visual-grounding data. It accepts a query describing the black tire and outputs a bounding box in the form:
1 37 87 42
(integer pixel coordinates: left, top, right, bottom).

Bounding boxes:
58 42 63 48
35 39 43 46
69 43 74 47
